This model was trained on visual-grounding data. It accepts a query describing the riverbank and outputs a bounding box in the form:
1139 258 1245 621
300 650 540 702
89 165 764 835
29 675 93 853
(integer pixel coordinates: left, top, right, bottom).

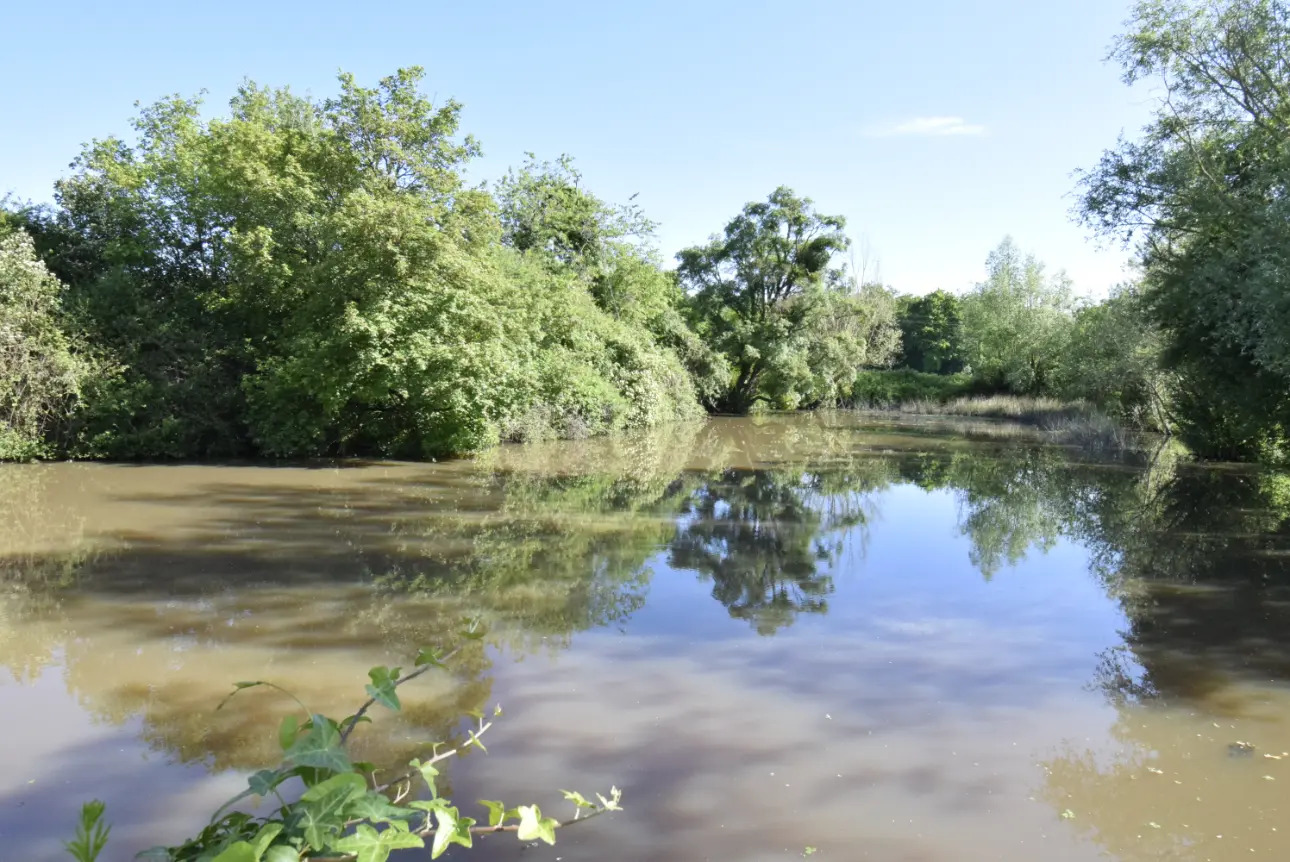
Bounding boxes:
856 395 1129 450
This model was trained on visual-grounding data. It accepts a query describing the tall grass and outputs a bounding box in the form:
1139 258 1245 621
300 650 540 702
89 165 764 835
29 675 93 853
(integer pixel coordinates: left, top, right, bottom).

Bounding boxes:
850 370 1129 451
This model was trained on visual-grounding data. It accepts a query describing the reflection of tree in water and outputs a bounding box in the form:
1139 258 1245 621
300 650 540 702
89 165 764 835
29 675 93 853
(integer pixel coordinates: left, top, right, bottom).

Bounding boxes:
7 418 1290 787
668 466 888 634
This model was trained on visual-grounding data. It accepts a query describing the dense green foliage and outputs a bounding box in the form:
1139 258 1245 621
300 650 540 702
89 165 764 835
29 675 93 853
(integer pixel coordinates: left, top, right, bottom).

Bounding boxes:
676 188 900 413
848 368 975 408
896 289 965 375
3 69 702 460
0 227 93 459
958 237 1075 395
1079 0 1290 458
9 1 1290 463
877 238 1170 430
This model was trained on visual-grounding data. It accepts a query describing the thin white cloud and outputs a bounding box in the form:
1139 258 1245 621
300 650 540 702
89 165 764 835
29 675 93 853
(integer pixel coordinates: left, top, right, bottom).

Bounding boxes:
866 116 987 137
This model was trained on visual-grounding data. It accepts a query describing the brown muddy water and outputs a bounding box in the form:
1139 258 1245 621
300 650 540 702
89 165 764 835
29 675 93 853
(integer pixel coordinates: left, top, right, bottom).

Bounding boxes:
2 413 1289 861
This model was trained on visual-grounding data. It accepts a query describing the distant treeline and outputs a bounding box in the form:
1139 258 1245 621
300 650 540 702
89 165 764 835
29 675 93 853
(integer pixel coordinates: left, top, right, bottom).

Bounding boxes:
3 1 1289 462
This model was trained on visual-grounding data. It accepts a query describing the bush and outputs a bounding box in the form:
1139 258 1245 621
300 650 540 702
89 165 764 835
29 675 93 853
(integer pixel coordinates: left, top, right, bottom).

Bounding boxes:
847 369 976 408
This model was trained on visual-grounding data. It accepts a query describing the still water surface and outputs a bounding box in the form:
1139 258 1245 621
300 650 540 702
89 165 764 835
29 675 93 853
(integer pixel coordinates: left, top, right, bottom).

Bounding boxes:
2 414 1289 861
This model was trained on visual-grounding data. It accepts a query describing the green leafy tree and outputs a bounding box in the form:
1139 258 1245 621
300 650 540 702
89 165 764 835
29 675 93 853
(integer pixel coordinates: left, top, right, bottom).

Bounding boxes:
896 289 965 374
1078 0 1290 458
30 69 701 459
959 237 1074 394
1056 285 1175 430
678 187 898 412
0 229 93 459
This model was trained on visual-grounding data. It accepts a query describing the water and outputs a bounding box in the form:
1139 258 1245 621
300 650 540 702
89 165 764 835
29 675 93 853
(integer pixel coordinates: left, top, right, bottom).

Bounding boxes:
2 413 1288 861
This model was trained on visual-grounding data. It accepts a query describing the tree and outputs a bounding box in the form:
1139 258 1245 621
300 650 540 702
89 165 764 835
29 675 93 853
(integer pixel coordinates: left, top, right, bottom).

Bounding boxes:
676 187 865 413
896 289 965 374
959 237 1074 394
1056 285 1175 431
1078 0 1290 458
33 69 702 459
0 229 92 459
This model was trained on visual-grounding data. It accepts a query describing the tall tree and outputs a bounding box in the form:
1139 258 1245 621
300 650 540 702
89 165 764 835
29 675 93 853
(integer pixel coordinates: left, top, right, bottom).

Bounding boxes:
896 289 965 374
676 187 859 413
0 229 92 459
1079 0 1290 458
960 237 1074 394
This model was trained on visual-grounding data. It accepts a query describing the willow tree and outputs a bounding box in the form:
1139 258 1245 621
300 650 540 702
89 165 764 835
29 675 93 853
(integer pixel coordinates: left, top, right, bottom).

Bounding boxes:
959 237 1074 395
676 187 896 412
1079 0 1290 458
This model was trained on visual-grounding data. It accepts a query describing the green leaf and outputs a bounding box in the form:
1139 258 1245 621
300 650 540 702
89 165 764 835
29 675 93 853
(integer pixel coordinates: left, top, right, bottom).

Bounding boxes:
410 758 440 797
211 843 257 862
285 714 352 774
248 769 282 799
345 791 417 825
333 824 424 862
263 848 299 862
251 823 284 859
595 786 623 811
64 800 110 862
515 805 558 845
301 772 367 803
465 729 487 753
365 666 402 712
278 714 299 751
428 806 474 859
478 800 507 827
296 773 367 850
561 790 595 810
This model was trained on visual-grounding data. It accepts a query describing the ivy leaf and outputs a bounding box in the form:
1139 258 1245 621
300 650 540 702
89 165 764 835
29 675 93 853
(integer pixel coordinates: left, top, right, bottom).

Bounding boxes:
409 758 440 797
478 799 507 827
595 786 623 811
285 714 352 774
333 823 424 862
248 770 283 799
365 666 402 712
278 714 299 751
345 791 418 825
251 823 284 858
515 805 558 845
301 772 367 803
263 848 299 862
211 842 257 862
561 790 596 810
296 773 367 850
430 806 474 858
465 729 488 753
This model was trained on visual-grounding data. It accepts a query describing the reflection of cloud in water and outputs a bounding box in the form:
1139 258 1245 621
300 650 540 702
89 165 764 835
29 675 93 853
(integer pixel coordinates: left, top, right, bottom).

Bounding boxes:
3 416 1290 860
459 636 1116 862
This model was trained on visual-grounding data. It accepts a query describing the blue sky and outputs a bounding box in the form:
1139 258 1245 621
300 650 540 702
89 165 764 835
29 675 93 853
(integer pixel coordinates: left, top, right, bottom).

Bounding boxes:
2 0 1154 297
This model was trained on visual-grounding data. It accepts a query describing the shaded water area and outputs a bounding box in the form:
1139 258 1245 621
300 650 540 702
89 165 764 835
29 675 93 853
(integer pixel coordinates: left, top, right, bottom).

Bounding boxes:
3 413 1290 861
